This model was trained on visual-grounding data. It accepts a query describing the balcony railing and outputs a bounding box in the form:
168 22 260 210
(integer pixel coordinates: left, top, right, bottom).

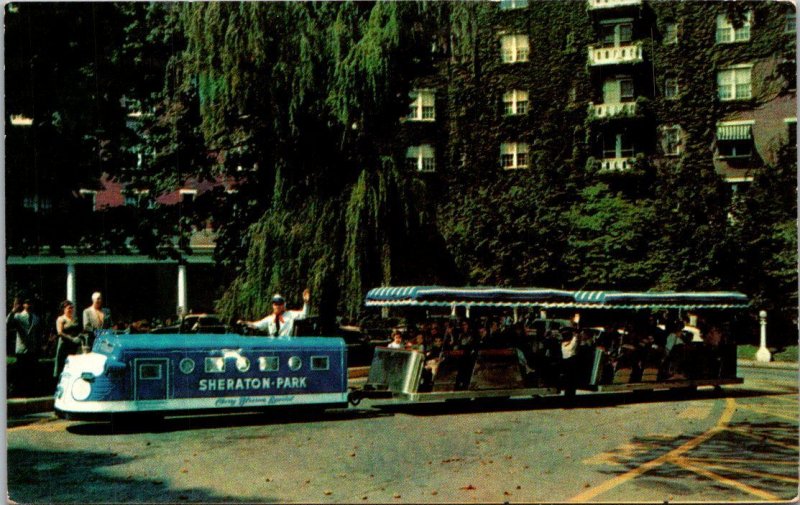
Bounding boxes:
588 102 637 119
588 42 644 66
599 157 634 172
587 0 642 10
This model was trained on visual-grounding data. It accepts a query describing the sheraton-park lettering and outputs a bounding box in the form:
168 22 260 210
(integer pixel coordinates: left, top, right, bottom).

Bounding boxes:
199 377 307 391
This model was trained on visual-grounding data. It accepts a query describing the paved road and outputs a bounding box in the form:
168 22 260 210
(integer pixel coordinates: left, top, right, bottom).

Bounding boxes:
7 366 798 503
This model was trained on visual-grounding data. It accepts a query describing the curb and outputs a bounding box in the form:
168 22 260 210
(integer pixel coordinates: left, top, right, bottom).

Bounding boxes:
7 397 54 417
737 359 799 370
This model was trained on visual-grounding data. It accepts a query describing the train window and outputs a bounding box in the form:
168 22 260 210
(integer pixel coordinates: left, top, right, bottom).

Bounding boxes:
259 356 279 372
205 357 225 373
139 364 162 380
179 358 195 374
236 356 251 373
310 356 329 371
288 356 302 371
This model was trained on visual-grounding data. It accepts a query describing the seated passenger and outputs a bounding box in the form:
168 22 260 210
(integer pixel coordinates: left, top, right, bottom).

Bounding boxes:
406 333 425 353
387 331 404 349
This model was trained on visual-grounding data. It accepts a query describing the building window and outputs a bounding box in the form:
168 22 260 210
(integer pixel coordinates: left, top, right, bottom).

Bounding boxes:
407 89 435 121
717 121 754 159
180 188 197 204
716 12 751 44
602 77 634 103
619 79 634 101
602 133 634 159
500 142 529 169
406 144 436 172
660 125 683 156
500 34 529 63
664 22 678 44
717 66 752 101
786 11 796 34
79 189 98 212
22 195 52 213
499 0 528 10
664 76 679 99
503 90 529 115
600 22 633 47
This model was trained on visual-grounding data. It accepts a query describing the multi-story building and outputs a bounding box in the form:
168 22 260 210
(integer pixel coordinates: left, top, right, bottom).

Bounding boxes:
400 0 795 195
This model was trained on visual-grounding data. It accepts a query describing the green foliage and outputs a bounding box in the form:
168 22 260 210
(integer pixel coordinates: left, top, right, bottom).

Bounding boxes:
5 2 796 333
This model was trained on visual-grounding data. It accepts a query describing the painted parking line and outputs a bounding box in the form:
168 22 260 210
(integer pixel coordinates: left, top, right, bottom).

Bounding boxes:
672 458 780 501
692 461 799 485
569 398 737 502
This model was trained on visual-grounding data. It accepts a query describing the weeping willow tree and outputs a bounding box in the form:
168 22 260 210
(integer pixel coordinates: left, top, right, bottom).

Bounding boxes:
165 2 436 322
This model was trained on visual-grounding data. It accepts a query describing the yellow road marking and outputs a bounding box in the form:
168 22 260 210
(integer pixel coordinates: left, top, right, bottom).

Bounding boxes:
569 398 737 502
695 461 799 484
762 394 799 404
673 458 781 501
735 404 799 422
683 456 799 466
724 427 799 451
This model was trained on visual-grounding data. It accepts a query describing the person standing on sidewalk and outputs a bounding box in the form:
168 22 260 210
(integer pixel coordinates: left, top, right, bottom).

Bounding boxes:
54 300 84 378
7 298 43 395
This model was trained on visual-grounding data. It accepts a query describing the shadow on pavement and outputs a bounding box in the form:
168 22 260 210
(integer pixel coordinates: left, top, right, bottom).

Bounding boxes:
8 446 271 503
588 420 799 500
374 387 789 416
66 406 390 436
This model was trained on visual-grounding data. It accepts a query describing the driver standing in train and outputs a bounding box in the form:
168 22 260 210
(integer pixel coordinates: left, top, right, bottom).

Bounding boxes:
239 289 310 337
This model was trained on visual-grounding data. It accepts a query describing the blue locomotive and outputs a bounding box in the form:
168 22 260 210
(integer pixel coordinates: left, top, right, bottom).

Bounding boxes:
54 331 348 420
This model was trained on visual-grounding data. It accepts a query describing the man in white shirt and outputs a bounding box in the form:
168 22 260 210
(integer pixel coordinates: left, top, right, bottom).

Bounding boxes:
240 289 310 337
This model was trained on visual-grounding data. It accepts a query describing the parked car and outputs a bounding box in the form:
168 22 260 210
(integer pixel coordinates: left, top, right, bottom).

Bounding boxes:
151 314 228 334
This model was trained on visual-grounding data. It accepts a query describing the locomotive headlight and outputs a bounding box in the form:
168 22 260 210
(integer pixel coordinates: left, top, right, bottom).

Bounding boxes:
71 378 92 401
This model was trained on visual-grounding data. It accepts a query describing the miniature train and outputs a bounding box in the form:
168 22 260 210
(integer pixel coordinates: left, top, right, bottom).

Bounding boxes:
55 286 748 421
54 333 347 419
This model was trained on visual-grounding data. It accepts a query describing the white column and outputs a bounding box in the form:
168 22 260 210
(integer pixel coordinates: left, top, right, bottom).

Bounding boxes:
66 264 76 303
540 310 547 320
513 307 519 323
177 264 188 316
465 305 471 319
451 304 457 318
756 310 771 362
381 307 389 319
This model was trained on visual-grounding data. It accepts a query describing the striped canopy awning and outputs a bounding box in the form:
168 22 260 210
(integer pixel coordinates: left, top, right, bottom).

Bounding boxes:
364 286 576 308
573 290 749 309
717 124 752 141
365 286 750 310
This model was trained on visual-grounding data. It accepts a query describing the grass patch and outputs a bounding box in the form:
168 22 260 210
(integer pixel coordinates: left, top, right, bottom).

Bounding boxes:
738 344 798 362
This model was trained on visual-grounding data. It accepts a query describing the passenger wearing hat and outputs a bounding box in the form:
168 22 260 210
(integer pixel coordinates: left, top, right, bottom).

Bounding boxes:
239 289 310 337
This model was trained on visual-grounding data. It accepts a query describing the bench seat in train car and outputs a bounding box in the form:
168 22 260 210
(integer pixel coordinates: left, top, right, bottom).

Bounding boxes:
360 346 557 402
54 331 348 419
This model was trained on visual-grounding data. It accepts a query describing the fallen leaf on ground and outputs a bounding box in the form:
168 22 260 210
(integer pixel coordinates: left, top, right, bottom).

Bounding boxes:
393 494 401 499
431 491 438 496
460 485 477 490
324 491 332 496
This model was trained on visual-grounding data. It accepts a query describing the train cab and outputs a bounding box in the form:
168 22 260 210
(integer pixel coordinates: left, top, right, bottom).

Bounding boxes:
55 331 348 420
